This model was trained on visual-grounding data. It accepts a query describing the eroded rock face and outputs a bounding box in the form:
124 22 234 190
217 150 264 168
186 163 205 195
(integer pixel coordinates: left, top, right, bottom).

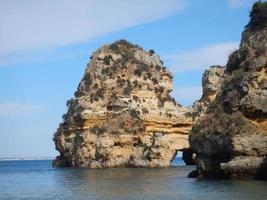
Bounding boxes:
189 2 267 180
53 40 192 168
188 66 225 119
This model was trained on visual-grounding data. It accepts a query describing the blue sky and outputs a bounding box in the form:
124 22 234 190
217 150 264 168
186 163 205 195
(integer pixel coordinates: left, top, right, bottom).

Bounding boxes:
0 0 259 157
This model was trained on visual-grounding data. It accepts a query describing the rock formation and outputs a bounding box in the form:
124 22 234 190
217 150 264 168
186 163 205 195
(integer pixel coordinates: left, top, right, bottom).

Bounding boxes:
53 40 192 168
188 65 225 119
189 2 267 180
183 65 225 165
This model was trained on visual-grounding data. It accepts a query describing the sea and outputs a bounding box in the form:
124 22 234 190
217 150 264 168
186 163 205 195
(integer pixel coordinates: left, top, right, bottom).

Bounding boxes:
0 158 267 200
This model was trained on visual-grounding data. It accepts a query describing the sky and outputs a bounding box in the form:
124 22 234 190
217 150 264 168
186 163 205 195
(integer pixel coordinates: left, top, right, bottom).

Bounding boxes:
0 0 260 157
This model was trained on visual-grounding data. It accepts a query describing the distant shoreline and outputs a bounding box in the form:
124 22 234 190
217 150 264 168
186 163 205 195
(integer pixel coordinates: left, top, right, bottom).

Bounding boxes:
0 157 55 161
0 155 182 161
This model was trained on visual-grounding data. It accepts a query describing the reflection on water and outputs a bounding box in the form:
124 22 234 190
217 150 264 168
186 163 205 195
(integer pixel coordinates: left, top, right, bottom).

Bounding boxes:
55 167 195 200
0 159 267 200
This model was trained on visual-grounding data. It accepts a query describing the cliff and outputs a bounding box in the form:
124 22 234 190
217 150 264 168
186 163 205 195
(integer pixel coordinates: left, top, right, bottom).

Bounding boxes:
189 2 267 180
53 40 192 168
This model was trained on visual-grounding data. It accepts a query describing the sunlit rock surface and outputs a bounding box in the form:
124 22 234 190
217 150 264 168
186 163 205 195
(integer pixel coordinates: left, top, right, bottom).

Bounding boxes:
53 40 192 168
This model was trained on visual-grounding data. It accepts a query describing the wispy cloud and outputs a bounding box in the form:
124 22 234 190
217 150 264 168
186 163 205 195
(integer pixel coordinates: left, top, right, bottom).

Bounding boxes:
0 102 47 118
164 42 239 73
171 86 202 106
0 0 185 64
0 47 88 67
228 0 257 8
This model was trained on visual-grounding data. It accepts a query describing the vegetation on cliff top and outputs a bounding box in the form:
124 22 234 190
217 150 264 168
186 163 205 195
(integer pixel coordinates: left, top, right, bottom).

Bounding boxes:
248 1 267 30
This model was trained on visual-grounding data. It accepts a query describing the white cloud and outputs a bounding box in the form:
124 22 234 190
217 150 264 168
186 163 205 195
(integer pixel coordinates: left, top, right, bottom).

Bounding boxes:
164 42 239 73
0 0 185 57
171 86 202 106
228 0 244 8
0 102 47 118
228 0 257 8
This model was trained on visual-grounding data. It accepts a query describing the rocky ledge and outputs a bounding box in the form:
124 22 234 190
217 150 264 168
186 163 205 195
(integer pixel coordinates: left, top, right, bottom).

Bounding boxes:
189 2 267 180
53 40 193 168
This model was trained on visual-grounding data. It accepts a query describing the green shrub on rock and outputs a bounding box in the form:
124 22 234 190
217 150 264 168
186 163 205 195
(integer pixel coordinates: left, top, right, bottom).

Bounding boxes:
103 56 111 65
249 1 267 30
190 107 259 143
148 49 155 56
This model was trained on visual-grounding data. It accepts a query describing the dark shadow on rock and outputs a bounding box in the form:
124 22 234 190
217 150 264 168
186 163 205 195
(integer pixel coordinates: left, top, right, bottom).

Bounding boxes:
255 157 267 180
182 148 195 165
187 170 198 178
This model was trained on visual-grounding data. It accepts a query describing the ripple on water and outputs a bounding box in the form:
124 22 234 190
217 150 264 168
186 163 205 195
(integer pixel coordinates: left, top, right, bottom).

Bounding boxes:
0 159 267 200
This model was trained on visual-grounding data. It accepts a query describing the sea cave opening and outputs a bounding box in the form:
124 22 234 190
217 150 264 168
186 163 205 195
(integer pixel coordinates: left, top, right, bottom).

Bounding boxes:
171 149 196 166
170 150 185 166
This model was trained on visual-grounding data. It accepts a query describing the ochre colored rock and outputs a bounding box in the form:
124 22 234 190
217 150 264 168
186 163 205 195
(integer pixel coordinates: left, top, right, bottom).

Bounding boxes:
53 40 192 168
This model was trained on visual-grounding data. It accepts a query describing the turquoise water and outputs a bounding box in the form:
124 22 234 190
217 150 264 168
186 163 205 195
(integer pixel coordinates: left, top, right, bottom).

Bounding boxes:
0 159 267 200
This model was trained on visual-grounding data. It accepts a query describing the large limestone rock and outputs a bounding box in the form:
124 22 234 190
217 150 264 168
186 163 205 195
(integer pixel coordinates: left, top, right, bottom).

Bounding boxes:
189 2 267 180
53 40 192 168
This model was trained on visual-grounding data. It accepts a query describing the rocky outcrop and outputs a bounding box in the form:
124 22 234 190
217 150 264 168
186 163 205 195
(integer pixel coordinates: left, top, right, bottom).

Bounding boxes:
53 40 192 168
184 66 225 165
188 65 225 119
189 2 267 180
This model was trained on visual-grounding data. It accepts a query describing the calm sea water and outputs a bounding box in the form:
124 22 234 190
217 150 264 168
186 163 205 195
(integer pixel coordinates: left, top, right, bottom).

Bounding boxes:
0 158 267 200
